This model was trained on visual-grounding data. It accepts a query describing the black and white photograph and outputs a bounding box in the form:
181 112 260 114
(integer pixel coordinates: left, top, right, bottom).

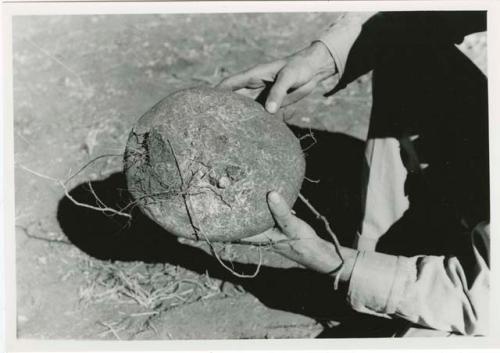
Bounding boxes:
2 1 498 349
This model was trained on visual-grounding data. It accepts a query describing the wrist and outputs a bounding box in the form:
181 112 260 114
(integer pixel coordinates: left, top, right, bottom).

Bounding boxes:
325 246 358 292
305 41 337 74
337 247 358 283
322 245 357 281
312 240 356 278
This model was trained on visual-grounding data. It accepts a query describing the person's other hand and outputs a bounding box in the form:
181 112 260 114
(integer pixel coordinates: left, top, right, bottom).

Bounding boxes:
245 191 343 274
217 41 337 114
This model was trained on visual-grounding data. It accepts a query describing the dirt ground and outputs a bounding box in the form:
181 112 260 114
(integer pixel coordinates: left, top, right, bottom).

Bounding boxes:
12 13 486 340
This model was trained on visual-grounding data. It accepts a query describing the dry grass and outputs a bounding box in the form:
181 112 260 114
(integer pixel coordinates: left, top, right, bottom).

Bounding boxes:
77 258 233 312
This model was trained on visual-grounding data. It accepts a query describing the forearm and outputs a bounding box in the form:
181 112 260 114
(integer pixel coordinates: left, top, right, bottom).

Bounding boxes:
316 12 376 79
339 224 490 335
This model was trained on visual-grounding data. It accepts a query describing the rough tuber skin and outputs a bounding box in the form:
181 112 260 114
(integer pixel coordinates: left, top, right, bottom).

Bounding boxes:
124 86 305 241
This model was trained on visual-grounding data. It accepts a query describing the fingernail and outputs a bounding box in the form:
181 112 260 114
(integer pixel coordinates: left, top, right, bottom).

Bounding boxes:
266 102 277 113
268 191 280 204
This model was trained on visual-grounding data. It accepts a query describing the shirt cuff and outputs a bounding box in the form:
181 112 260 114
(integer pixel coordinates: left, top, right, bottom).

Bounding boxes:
316 13 372 79
347 250 414 318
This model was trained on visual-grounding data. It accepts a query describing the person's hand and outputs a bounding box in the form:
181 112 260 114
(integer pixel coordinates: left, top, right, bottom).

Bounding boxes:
217 41 337 114
245 191 344 274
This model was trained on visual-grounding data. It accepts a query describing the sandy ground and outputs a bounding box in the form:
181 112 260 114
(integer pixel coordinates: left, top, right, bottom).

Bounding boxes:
12 13 486 340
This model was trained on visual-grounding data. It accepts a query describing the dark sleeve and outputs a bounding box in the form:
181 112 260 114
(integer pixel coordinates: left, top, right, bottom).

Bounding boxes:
369 11 486 46
329 11 486 94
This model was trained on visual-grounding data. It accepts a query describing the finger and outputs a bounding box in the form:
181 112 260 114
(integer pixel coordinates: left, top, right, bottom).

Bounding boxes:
243 228 286 243
266 68 297 113
282 70 334 106
235 87 266 100
267 191 300 236
217 61 284 91
217 72 262 91
281 80 317 107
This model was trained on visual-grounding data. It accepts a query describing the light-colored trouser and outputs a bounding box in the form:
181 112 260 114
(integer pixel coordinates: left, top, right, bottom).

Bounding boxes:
357 137 409 251
358 137 454 337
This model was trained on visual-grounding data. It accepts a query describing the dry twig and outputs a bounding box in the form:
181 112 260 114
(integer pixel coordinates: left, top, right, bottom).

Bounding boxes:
298 193 344 263
17 161 132 219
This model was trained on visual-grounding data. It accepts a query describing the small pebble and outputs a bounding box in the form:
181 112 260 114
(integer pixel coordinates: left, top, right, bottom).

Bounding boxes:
217 176 230 189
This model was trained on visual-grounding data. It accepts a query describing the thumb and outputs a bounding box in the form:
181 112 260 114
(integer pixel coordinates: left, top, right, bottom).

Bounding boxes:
267 191 300 237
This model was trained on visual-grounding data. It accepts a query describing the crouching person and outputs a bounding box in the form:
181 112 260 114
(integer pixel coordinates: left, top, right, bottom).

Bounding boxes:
218 11 489 336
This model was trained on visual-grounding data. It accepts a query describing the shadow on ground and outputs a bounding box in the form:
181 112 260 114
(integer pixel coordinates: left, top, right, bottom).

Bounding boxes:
57 128 405 338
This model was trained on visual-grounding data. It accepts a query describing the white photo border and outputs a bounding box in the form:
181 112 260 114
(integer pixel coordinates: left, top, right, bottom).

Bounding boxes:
2 1 500 351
